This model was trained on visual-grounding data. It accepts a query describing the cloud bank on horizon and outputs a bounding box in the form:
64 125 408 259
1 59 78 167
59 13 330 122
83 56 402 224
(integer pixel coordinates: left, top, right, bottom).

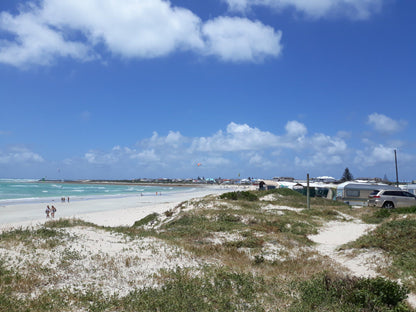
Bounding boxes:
0 114 412 180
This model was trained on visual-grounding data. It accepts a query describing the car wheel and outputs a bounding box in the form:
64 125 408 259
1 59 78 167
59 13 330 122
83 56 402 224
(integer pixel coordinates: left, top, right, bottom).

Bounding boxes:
382 202 394 209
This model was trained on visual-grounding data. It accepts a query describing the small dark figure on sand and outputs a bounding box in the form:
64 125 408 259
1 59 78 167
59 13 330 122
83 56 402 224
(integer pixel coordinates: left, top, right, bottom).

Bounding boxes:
51 206 57 218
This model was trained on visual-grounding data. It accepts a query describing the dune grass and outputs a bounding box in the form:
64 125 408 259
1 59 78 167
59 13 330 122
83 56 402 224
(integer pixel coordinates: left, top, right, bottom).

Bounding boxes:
290 272 411 312
0 189 413 311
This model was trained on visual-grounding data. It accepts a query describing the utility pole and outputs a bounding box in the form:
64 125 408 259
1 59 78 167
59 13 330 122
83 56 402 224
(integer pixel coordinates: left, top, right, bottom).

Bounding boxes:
306 173 310 209
394 149 399 187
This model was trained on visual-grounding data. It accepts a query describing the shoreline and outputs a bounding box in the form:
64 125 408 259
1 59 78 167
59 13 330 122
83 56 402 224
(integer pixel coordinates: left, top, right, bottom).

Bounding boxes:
38 179 207 187
0 185 253 232
0 186 199 207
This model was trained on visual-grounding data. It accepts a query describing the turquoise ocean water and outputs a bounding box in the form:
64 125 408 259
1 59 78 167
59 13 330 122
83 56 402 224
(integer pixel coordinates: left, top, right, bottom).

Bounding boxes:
0 179 188 204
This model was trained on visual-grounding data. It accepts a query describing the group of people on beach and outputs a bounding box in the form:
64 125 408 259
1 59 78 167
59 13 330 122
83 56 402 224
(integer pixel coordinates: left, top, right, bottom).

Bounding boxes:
45 205 57 218
45 196 70 218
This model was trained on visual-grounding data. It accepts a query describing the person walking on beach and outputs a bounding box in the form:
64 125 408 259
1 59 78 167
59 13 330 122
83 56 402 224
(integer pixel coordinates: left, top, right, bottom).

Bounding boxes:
45 206 51 218
51 206 57 218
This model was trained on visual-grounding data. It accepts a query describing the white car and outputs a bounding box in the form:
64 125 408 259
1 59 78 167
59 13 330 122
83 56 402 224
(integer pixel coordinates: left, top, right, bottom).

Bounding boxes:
368 190 416 209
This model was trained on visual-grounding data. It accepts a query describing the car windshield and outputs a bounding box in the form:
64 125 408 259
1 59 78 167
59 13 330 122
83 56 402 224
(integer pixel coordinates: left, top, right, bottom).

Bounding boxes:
403 191 415 197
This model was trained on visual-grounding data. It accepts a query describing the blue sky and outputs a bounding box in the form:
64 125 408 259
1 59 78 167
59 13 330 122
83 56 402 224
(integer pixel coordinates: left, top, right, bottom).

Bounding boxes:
0 0 415 181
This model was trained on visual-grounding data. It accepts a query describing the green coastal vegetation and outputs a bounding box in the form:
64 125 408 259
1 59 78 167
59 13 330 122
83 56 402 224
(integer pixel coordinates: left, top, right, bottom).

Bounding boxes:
1 189 415 311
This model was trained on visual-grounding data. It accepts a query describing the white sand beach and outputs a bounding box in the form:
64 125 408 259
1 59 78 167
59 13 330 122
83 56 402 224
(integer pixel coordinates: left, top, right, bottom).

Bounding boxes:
0 185 246 232
0 185 249 299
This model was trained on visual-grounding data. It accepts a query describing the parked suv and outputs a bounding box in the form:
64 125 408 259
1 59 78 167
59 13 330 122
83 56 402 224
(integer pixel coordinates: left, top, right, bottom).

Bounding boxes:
368 190 416 208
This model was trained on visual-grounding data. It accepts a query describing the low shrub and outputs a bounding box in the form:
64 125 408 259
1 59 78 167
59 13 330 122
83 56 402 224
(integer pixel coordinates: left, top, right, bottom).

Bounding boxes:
164 210 174 217
217 213 241 223
0 227 66 246
395 206 416 214
362 208 392 224
118 267 265 311
133 213 159 227
225 236 264 249
220 191 258 201
364 206 416 224
356 220 416 254
266 188 304 198
44 218 93 228
290 273 410 311
253 255 265 265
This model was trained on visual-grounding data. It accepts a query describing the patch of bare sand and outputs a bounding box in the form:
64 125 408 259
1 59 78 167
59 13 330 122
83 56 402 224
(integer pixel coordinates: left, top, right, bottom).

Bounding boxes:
308 219 416 309
0 226 213 297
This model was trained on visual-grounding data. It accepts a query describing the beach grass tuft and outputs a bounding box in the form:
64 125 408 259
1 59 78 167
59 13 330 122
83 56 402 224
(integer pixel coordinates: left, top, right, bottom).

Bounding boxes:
133 212 159 227
219 190 258 201
44 218 97 228
290 272 410 312
0 226 67 250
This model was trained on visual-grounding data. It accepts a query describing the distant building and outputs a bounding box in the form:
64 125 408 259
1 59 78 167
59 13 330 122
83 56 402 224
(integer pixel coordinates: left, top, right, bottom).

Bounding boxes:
312 176 337 183
273 177 295 182
355 177 383 183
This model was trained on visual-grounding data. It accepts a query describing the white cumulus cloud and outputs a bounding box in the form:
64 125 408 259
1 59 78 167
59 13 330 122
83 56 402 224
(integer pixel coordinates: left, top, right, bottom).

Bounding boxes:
367 113 407 134
0 0 283 67
224 0 383 19
85 150 119 165
41 0 204 58
354 144 395 167
0 147 44 164
202 17 282 62
144 131 187 149
0 9 91 67
131 149 160 164
293 133 347 168
310 133 347 155
285 120 307 138
191 122 280 152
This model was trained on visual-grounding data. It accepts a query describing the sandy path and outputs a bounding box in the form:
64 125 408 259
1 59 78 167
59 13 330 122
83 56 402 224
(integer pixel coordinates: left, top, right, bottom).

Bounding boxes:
308 220 378 277
308 218 416 308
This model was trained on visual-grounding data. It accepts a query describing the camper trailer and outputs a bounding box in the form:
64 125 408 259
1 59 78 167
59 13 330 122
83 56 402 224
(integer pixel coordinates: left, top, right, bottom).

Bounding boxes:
400 184 416 195
336 182 399 205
